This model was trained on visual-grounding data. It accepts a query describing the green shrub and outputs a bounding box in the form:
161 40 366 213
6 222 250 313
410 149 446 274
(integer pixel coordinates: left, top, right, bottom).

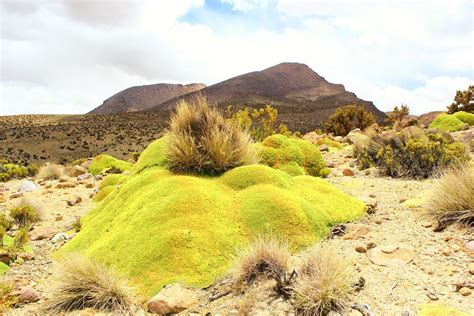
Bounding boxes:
428 113 473 132
0 226 5 247
0 214 12 231
88 155 132 176
353 127 470 179
0 173 9 182
226 105 289 141
0 163 28 181
26 163 39 176
9 205 38 228
324 105 376 136
166 97 257 174
258 134 326 177
13 227 29 249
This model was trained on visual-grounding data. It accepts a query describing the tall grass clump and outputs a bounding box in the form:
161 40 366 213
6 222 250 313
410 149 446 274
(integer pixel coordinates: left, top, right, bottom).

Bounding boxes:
38 163 64 180
45 254 134 313
424 165 474 229
293 246 353 316
166 97 257 174
232 236 291 293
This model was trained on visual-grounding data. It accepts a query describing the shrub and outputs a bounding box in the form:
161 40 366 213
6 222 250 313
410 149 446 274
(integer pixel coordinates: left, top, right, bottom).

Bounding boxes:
447 85 474 114
13 227 29 249
26 163 39 176
293 245 353 316
45 254 134 313
0 226 5 247
38 163 64 180
232 236 291 293
353 126 470 179
258 134 327 177
166 97 257 174
424 165 474 229
9 205 38 228
387 104 410 124
0 214 12 231
324 105 376 136
0 163 28 181
226 105 289 141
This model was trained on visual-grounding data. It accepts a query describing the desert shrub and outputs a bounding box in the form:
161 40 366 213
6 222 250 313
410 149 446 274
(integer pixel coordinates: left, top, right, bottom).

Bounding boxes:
447 85 474 114
0 173 9 182
0 214 12 231
0 226 5 247
324 105 376 136
38 163 64 180
9 205 38 228
293 246 353 316
0 163 28 181
88 155 132 176
0 282 18 312
258 134 327 177
13 227 29 249
387 104 410 124
46 254 134 313
26 163 39 176
424 165 474 229
166 97 257 174
232 236 291 293
353 126 470 179
226 105 289 141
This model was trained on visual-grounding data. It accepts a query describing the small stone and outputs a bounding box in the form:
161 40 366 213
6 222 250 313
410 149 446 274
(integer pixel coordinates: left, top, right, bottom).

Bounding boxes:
443 235 454 242
147 283 199 314
441 247 451 256
51 232 70 243
422 222 432 228
18 180 38 193
67 196 82 206
85 182 94 188
459 287 471 296
9 192 23 199
45 182 52 189
355 245 367 253
18 252 34 261
381 245 399 254
367 242 377 249
19 286 40 303
461 240 474 256
343 224 370 240
0 195 6 203
469 263 474 275
375 219 383 225
343 168 355 177
64 165 87 177
30 226 59 241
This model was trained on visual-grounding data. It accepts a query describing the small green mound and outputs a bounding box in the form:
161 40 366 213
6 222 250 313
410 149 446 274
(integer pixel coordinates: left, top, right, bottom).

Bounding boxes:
315 137 343 151
92 186 117 203
429 113 471 132
419 304 470 316
88 155 132 176
99 174 128 190
59 164 364 296
0 262 8 276
453 111 474 125
132 136 169 174
258 134 326 177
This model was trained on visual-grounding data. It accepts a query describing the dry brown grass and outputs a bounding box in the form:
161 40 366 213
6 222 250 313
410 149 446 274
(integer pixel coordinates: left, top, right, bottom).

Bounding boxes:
293 245 353 316
232 236 290 293
166 96 257 174
37 163 64 180
424 164 474 228
45 254 134 313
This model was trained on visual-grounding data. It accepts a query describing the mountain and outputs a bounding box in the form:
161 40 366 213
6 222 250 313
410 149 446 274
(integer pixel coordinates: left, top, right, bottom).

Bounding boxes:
148 63 386 132
88 83 206 114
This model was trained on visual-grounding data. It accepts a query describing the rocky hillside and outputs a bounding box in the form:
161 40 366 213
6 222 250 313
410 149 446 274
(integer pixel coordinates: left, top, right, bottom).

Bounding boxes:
88 83 206 114
148 63 387 132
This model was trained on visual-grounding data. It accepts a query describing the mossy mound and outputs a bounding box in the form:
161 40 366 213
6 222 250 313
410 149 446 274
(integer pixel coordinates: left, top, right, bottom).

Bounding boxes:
88 155 132 176
92 186 117 203
315 137 344 151
257 134 327 176
429 112 474 132
59 163 365 296
419 304 470 316
98 174 128 190
132 136 169 175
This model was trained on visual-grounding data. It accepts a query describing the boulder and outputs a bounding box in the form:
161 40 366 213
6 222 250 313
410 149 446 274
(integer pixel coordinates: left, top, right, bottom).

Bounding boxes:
30 226 59 241
147 283 199 314
64 165 87 177
18 285 40 303
343 168 355 177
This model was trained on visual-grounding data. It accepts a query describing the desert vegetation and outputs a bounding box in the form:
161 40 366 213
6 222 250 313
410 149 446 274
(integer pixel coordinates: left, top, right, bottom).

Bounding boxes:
447 85 474 114
324 105 376 136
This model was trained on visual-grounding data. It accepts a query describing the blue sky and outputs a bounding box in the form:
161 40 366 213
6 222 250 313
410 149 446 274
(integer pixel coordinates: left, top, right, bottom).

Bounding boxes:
1 0 473 115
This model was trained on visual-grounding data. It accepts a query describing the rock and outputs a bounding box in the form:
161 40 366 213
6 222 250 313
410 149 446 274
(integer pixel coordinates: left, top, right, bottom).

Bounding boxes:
85 182 94 188
319 144 329 152
363 197 377 214
9 192 23 199
64 165 87 177
44 182 52 189
346 128 362 144
67 196 82 207
51 232 70 243
18 252 34 261
19 286 40 303
77 173 92 181
461 240 474 257
441 247 451 256
343 224 370 240
461 123 470 130
326 162 336 168
355 245 367 253
30 226 59 241
334 136 343 142
147 283 199 314
56 182 76 189
80 159 93 169
459 287 471 296
0 195 6 203
469 263 474 275
58 176 69 183
18 180 38 193
367 242 377 249
370 245 414 267
343 168 355 177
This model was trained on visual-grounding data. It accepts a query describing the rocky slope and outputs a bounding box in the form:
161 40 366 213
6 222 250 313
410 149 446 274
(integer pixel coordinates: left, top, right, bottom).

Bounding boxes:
148 63 387 132
88 83 206 114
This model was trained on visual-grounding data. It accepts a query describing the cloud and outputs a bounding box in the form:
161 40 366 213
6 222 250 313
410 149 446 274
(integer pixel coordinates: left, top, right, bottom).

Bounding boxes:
0 0 473 116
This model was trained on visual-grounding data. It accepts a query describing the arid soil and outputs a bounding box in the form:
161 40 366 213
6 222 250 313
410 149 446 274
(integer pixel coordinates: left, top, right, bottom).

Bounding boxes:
1 129 473 315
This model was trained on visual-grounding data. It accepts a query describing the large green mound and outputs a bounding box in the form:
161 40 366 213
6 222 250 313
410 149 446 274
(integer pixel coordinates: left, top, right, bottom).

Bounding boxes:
60 138 365 296
257 134 328 176
429 112 474 132
88 154 132 176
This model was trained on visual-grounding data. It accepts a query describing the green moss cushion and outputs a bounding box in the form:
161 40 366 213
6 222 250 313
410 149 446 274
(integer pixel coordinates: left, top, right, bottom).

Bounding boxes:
258 134 326 176
429 113 470 132
88 155 132 176
98 174 128 190
419 304 469 316
58 164 365 296
453 111 474 125
132 136 169 174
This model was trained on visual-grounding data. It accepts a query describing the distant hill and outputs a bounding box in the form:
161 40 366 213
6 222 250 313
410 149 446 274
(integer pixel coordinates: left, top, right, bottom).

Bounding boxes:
148 62 386 132
88 83 206 114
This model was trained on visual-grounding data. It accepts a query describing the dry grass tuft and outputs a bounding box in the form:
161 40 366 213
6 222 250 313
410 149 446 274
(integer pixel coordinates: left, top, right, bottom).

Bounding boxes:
293 245 353 316
424 164 474 228
232 236 291 293
166 96 257 174
37 163 64 180
45 254 134 313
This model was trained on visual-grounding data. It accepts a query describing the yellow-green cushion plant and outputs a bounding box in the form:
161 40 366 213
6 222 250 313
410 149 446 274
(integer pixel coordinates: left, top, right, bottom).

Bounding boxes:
419 304 470 316
453 111 474 125
257 134 328 177
58 139 365 297
88 155 132 176
429 112 474 132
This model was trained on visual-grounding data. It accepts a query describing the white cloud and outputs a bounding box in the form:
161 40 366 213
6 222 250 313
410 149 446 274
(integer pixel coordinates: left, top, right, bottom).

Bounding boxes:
0 0 473 116
221 0 273 11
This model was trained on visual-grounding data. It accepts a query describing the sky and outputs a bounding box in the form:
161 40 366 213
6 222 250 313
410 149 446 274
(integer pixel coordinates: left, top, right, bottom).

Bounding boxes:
0 0 473 115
